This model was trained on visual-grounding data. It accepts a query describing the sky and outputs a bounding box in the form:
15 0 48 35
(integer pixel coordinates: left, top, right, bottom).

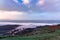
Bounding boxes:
0 0 60 20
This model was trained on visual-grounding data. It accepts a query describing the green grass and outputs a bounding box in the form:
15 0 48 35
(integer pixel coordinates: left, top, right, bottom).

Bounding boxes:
0 30 60 40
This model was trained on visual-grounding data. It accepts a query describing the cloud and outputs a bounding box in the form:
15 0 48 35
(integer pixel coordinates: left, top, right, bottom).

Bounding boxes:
0 10 60 20
22 0 30 5
1 0 60 13
44 0 60 12
37 0 45 6
13 0 19 3
39 12 59 20
0 0 4 5
0 10 28 20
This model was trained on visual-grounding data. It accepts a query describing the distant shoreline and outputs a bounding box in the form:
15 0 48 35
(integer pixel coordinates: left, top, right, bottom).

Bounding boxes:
0 22 59 26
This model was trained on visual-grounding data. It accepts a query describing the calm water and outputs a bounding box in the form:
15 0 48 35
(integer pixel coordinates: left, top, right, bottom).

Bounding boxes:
0 20 60 23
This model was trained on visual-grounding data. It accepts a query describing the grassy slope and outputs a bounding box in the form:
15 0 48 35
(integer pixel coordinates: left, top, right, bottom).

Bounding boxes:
0 30 60 40
1 25 60 40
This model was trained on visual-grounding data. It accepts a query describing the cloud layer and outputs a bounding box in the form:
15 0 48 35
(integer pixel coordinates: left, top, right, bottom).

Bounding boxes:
0 0 60 20
0 10 28 20
0 10 60 20
0 0 60 12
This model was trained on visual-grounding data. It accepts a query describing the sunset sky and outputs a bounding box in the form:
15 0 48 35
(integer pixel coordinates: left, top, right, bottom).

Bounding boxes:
0 0 60 20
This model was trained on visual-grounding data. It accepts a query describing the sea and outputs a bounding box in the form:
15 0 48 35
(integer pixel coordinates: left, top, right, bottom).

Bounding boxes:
0 20 60 26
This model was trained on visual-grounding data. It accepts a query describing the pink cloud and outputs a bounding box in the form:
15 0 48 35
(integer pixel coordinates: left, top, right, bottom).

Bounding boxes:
0 10 27 20
22 0 30 5
37 0 45 6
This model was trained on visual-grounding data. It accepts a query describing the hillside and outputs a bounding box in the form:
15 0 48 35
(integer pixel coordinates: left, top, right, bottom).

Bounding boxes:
0 24 60 40
0 24 60 36
7 24 60 36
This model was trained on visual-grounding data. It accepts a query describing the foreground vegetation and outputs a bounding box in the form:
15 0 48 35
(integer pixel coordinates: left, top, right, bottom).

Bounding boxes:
0 30 60 40
1 24 60 40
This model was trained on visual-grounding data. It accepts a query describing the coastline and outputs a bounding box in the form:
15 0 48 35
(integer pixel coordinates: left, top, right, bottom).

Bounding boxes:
0 22 59 26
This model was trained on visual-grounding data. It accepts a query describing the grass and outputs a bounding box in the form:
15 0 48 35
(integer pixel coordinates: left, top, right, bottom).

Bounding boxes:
0 30 60 40
0 25 60 40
